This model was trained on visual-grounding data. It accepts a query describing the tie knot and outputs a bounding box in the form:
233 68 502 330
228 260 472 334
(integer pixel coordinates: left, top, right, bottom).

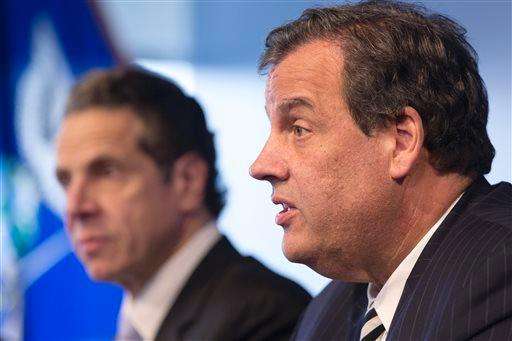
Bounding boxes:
364 308 378 322
360 308 385 341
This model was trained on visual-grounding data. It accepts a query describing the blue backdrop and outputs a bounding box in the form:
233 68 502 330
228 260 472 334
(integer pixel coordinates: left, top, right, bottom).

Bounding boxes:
1 0 121 339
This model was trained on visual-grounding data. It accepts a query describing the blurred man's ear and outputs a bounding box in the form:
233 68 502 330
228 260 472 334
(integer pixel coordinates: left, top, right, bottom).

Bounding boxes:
388 106 424 180
170 152 208 213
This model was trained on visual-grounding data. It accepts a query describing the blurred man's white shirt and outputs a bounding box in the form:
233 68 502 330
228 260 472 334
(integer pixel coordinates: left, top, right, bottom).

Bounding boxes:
116 222 220 341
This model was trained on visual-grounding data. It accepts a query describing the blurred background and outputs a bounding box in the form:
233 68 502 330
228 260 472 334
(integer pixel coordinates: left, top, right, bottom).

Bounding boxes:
1 0 510 339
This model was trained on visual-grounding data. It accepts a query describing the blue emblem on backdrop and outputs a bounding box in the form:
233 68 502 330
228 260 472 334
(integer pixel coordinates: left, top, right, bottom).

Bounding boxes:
1 1 123 339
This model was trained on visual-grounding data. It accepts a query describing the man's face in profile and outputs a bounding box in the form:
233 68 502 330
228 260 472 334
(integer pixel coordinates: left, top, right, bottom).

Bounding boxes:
56 108 181 287
250 40 393 280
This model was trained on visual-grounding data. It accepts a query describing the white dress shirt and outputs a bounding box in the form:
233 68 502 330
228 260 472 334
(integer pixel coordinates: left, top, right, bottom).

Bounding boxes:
366 195 463 340
117 222 221 341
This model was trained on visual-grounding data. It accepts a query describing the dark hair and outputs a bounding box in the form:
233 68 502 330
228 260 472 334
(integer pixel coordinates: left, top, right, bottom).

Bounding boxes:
260 0 495 176
65 67 226 217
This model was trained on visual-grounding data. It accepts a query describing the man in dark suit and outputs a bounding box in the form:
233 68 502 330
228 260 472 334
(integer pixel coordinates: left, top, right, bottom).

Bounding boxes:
250 1 511 340
55 67 310 340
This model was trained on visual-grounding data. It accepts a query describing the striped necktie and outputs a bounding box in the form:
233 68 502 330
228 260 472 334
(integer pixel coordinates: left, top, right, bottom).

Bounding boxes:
360 307 385 341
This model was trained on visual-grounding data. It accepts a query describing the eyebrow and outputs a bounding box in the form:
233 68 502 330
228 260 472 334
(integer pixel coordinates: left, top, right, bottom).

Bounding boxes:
55 154 124 185
277 98 314 114
89 155 118 168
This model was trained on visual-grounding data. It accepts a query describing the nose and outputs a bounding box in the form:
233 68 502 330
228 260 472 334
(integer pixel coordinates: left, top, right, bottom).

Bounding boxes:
65 176 98 229
250 138 289 183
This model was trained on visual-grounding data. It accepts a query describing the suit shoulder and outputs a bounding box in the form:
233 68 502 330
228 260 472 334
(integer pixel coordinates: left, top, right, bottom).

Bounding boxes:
202 254 311 340
467 181 511 230
303 280 364 315
441 180 512 269
293 281 367 340
407 180 512 302
223 255 311 304
308 280 348 307
201 237 310 303
164 240 311 341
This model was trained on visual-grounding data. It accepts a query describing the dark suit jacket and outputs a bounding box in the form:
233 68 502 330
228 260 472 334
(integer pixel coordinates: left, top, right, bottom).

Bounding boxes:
155 236 311 341
294 177 511 340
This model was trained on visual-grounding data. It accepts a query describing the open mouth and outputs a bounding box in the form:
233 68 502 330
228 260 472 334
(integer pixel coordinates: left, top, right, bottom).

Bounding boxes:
280 203 291 213
275 202 297 226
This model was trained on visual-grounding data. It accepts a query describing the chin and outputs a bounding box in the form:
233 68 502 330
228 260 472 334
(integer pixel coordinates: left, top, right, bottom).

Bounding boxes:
282 235 366 281
281 235 317 266
86 268 111 282
310 257 370 283
83 262 117 283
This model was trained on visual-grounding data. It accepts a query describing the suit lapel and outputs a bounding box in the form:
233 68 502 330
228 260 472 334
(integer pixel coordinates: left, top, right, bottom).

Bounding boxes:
299 281 367 341
347 284 370 341
155 237 240 341
388 177 492 339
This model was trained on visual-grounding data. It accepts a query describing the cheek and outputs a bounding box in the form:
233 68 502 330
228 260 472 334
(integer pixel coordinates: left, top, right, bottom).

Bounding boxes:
121 184 174 240
293 143 382 224
101 185 156 244
291 166 341 239
118 177 166 216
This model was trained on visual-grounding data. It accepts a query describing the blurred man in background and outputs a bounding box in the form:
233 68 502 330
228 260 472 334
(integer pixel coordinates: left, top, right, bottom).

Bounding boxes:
55 67 310 341
251 0 511 339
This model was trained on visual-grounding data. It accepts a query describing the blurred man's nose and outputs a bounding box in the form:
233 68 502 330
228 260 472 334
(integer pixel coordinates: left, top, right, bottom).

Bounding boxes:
66 177 98 228
250 138 289 183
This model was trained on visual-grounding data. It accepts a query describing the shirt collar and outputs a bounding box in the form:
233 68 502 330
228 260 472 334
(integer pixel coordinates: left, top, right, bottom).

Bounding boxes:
118 221 221 340
367 194 463 331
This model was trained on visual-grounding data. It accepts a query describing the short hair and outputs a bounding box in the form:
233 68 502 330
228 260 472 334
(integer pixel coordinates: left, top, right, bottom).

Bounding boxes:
65 67 226 217
260 0 495 176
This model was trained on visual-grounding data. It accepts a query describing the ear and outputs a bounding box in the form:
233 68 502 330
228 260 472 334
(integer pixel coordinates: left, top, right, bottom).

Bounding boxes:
169 153 208 213
389 106 424 180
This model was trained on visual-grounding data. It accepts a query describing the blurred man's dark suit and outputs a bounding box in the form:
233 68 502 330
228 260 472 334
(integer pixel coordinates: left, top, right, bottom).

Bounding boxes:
293 177 511 340
155 236 311 341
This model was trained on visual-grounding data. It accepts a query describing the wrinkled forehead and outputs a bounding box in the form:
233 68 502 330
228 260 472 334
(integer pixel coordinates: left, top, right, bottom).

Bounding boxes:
264 40 344 100
264 40 346 118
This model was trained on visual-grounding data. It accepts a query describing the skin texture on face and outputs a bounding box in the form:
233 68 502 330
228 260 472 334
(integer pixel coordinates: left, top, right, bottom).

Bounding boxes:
56 108 184 293
250 40 401 282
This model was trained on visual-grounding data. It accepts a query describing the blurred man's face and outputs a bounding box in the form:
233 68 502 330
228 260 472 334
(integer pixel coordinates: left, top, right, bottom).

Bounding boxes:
56 108 181 289
250 40 394 280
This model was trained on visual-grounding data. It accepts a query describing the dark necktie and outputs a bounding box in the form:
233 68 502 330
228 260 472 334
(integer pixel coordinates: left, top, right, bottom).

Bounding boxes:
360 307 385 341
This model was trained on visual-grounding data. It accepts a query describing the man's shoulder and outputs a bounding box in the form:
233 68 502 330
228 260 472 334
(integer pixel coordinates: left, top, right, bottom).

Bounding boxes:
298 280 357 320
156 237 311 340
408 179 511 284
179 235 310 305
463 180 511 229
443 179 512 266
293 280 367 340
387 180 512 339
214 245 311 304
307 280 358 307
177 238 311 340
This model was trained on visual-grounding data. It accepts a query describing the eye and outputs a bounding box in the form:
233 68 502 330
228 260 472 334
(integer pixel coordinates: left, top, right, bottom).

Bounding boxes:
95 164 116 177
292 125 309 137
89 158 121 178
56 171 70 189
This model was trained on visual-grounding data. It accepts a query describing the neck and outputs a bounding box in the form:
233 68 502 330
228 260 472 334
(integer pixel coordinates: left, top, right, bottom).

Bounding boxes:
123 209 214 296
367 171 473 286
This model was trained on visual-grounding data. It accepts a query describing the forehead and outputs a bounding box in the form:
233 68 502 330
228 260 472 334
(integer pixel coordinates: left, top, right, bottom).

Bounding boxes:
266 39 344 102
56 107 146 165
